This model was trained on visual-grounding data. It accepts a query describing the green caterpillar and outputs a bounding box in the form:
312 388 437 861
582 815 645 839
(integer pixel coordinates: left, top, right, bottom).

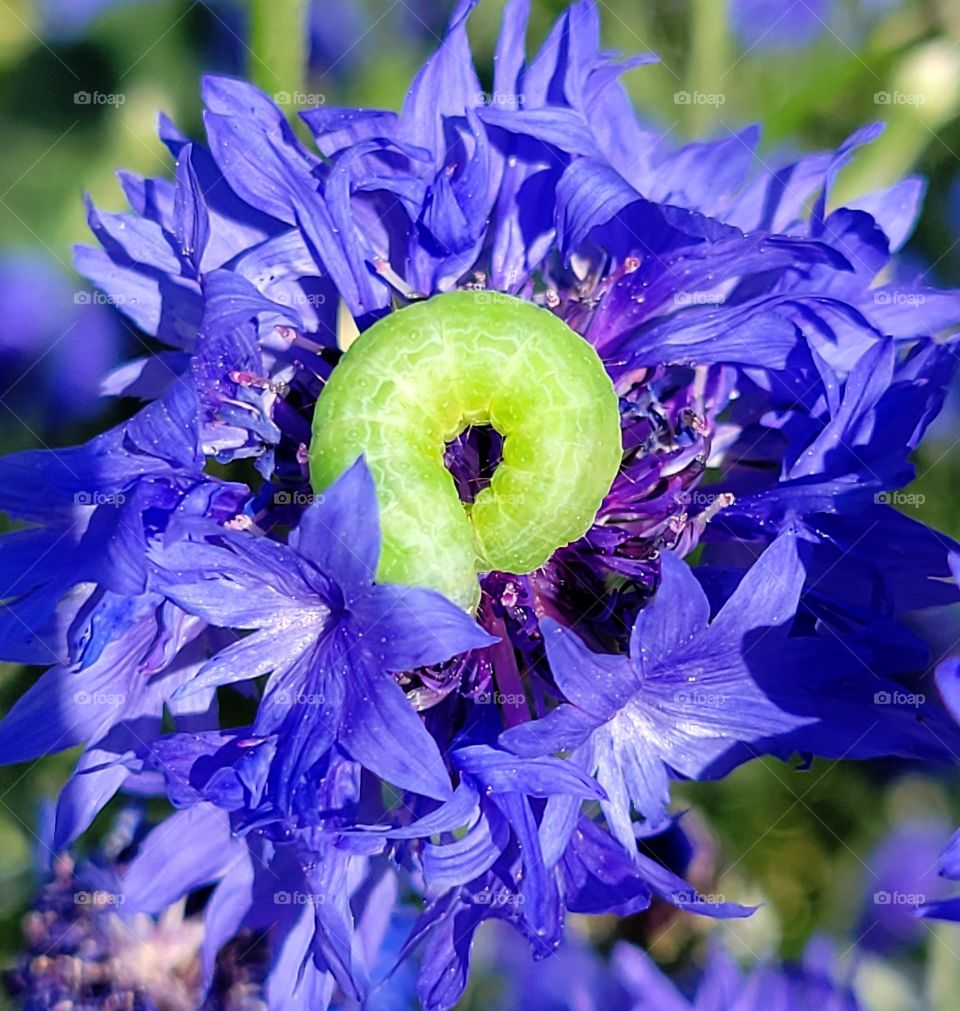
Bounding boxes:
309 291 622 611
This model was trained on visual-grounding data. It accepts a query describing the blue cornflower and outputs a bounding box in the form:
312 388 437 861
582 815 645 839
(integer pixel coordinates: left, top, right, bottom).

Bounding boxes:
153 457 495 806
500 533 813 852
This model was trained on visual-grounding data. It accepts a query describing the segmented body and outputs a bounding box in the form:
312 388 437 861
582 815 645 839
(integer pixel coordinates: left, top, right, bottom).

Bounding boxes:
309 291 622 611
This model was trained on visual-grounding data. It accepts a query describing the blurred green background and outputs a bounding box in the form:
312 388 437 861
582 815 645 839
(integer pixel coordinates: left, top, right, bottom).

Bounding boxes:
3 0 960 1007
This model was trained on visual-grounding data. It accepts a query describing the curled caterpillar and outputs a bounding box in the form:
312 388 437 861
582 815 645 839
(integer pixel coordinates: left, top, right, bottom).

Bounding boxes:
309 291 622 611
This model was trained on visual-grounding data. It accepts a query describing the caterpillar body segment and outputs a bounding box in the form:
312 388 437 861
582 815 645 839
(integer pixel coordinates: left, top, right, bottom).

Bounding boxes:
309 291 622 611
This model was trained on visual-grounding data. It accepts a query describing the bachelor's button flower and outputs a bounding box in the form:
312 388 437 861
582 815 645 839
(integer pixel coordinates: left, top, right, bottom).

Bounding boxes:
4 1 960 1008
153 457 496 807
500 533 813 852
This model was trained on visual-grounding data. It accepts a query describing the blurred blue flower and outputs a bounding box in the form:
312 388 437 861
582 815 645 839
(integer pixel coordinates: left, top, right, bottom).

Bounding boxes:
729 0 896 50
467 924 863 1011
0 251 124 425
859 813 954 950
730 0 830 49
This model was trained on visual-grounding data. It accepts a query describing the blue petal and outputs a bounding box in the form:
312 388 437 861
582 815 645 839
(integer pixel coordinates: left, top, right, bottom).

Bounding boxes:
455 744 604 798
499 703 599 757
290 457 380 601
422 808 509 891
540 618 637 719
351 584 497 670
122 804 246 913
54 748 129 849
560 817 653 916
629 550 710 674
201 857 254 985
849 177 924 252
706 531 804 644
633 847 754 919
338 637 452 801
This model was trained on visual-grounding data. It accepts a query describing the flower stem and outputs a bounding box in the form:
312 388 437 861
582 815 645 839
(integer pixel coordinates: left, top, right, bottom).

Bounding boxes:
686 0 732 136
249 0 309 105
484 609 528 729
